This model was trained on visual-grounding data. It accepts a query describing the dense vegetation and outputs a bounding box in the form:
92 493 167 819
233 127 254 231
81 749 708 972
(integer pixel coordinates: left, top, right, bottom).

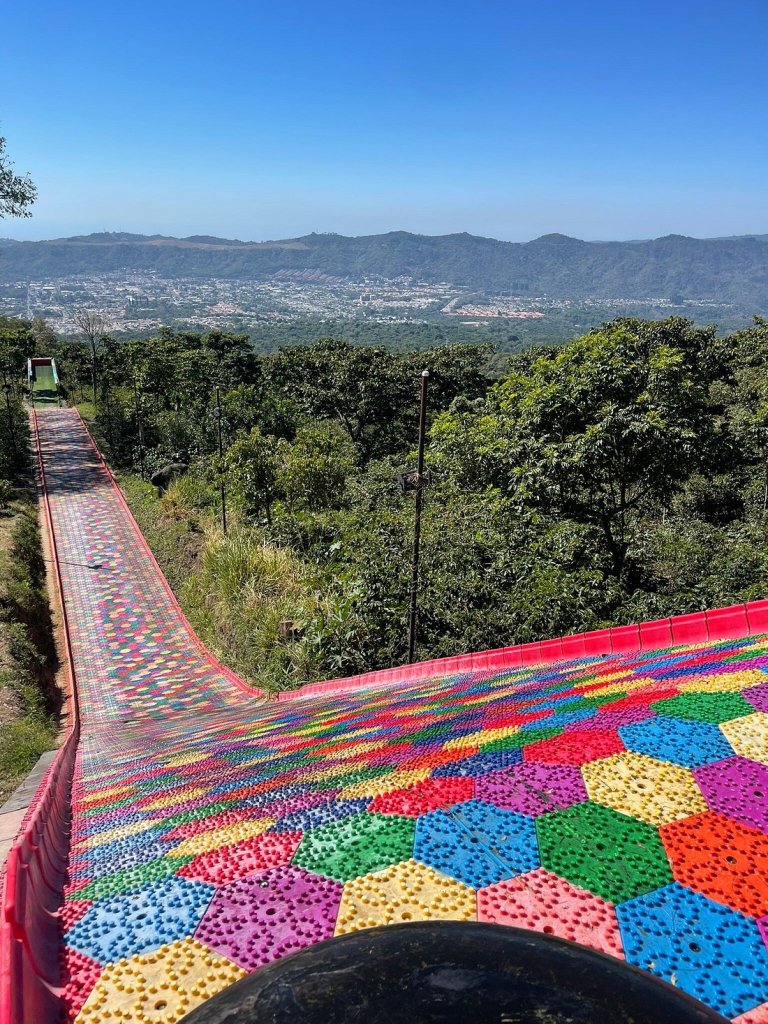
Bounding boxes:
5 312 768 695
0 326 58 799
2 230 768 306
92 307 736 357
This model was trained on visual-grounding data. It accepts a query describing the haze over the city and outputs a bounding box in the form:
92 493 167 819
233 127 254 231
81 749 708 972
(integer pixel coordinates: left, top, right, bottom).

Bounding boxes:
1 0 766 244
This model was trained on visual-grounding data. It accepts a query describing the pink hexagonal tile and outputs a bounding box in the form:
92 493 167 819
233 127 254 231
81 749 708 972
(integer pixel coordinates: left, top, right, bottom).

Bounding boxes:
477 866 624 958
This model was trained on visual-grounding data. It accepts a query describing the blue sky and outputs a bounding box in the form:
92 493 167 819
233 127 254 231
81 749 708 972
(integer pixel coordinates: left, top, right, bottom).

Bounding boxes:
1 0 766 241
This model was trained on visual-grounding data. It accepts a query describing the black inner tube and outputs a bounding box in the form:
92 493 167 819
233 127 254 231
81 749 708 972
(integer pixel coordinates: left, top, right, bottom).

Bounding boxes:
179 921 729 1024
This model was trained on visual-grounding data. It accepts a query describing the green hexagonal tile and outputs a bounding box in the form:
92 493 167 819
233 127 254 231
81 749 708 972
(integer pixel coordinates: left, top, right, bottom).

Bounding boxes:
650 692 754 725
536 801 672 903
293 812 416 882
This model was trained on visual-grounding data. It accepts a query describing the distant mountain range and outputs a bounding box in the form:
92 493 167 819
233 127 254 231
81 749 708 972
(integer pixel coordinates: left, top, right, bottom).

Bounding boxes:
1 230 767 306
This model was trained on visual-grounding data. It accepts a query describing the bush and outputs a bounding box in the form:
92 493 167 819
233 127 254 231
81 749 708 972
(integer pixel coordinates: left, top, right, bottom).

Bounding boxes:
0 497 57 802
0 479 13 513
182 529 331 692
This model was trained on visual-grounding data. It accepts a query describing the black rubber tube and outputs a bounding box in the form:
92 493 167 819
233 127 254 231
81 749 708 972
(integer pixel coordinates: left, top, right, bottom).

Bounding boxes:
179 921 729 1024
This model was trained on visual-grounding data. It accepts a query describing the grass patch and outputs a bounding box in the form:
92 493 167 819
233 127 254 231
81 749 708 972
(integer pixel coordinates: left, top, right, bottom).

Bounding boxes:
118 472 357 693
0 719 54 798
74 400 97 421
0 494 59 804
117 473 209 593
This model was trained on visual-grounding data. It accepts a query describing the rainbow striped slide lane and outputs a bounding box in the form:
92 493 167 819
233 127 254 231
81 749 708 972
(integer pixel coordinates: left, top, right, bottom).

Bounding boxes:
1 405 768 1023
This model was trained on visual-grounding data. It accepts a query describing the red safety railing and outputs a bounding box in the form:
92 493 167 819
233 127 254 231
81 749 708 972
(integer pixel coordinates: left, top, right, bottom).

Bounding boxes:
279 602 766 702
0 409 80 1023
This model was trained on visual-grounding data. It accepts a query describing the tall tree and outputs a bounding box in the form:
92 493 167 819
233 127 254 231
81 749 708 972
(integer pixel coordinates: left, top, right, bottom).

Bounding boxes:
430 319 720 585
0 136 36 217
73 311 109 404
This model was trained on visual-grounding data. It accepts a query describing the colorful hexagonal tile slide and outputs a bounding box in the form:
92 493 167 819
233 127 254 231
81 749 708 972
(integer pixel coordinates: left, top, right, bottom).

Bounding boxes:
3 406 768 1024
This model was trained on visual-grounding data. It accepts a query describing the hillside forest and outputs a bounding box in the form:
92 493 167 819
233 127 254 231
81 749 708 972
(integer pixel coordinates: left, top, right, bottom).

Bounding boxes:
3 314 768 693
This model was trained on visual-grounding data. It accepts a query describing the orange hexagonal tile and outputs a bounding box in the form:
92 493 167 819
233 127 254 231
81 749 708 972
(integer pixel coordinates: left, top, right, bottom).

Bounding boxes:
661 810 768 917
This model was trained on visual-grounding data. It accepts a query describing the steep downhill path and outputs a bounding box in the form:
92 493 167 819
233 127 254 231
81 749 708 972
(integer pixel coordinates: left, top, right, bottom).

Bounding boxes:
3 406 768 1023
35 407 256 724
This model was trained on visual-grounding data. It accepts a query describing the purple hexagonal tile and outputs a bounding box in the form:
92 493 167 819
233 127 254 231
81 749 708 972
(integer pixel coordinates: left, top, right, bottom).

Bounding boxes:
744 682 768 714
694 756 768 834
566 706 655 731
474 761 586 816
195 863 343 969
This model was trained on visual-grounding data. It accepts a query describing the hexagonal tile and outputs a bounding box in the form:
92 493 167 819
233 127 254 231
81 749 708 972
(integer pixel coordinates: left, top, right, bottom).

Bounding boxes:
177 830 302 886
478 867 624 958
414 801 538 888
661 810 768 916
694 757 768 833
721 712 768 765
618 716 734 768
74 937 245 1022
732 1003 768 1024
679 669 767 693
194 864 342 970
167 817 274 857
474 761 586 816
582 751 707 826
617 882 768 1019
369 775 475 816
64 876 215 964
60 946 101 1023
744 683 768 714
651 691 755 724
293 812 416 881
335 859 475 934
522 729 625 765
536 801 672 903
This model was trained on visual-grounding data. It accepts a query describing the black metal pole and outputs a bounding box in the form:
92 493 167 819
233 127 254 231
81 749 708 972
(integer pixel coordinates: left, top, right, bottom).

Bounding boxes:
104 376 114 450
133 378 145 478
215 384 228 536
408 370 429 664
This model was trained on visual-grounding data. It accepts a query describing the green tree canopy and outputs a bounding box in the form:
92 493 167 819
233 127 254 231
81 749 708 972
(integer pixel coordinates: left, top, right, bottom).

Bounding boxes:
0 137 36 218
431 319 722 582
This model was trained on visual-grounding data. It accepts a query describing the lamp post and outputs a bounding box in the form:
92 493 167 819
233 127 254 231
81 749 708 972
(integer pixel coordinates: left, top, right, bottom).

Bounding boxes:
132 378 145 479
213 385 228 536
103 375 114 451
397 370 430 664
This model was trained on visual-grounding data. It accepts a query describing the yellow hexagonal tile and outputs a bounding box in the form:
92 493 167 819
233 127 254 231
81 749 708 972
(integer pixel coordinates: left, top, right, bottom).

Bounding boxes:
335 859 476 935
680 669 766 693
340 768 431 800
163 752 210 768
720 711 768 764
321 741 383 761
443 726 518 750
143 787 207 811
168 817 273 857
582 751 707 825
74 938 245 1023
80 785 134 805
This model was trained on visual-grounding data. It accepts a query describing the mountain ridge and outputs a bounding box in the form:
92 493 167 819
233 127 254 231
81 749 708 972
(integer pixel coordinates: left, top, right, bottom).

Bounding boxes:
1 230 767 306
